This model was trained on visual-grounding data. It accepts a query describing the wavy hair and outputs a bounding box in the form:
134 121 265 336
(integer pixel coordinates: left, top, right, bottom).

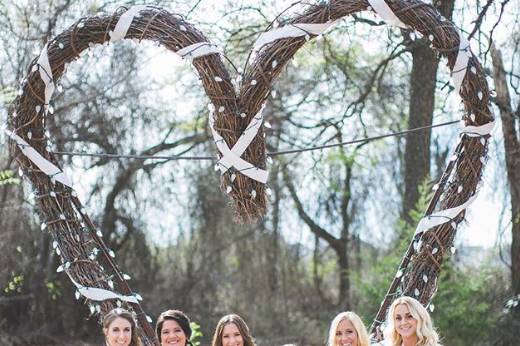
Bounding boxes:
327 311 369 346
384 296 441 346
211 314 256 346
103 308 142 346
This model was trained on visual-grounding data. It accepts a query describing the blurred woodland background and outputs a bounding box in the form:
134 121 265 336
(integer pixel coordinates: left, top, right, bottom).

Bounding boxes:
0 0 519 345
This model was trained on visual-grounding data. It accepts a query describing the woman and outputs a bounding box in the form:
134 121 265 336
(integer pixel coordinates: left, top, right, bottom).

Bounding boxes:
211 314 256 346
156 309 193 346
327 311 369 346
384 296 441 346
102 308 141 346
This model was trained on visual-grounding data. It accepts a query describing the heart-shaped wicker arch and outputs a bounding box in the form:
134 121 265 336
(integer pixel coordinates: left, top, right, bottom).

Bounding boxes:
5 1 493 345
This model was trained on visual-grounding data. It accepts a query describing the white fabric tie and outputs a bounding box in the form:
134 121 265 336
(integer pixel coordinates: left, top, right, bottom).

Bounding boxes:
109 5 154 42
68 273 140 303
176 42 221 59
460 120 495 137
3 127 72 188
452 33 471 95
414 195 478 236
209 112 268 183
253 22 335 51
36 44 55 114
367 0 407 28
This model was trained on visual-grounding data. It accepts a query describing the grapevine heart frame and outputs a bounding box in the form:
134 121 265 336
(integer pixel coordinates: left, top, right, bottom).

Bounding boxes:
3 1 494 344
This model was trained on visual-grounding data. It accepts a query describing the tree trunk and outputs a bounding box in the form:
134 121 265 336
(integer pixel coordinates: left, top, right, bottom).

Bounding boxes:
402 43 438 224
491 45 520 310
401 0 455 225
338 243 351 310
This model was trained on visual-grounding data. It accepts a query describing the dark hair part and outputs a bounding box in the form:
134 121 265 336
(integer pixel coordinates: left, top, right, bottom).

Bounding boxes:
103 308 142 346
211 314 256 346
156 309 193 346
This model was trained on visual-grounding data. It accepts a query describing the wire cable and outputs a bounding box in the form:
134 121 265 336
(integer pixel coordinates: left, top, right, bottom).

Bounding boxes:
49 120 460 161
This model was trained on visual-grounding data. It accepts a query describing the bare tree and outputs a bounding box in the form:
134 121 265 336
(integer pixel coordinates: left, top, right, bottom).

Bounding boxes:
401 0 455 225
491 45 520 315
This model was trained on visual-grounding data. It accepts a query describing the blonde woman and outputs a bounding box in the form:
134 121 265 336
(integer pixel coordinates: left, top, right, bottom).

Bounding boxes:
327 311 370 346
384 296 441 346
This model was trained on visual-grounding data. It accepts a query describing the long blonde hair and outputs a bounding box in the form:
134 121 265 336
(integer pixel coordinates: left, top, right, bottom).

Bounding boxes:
384 296 440 346
327 311 369 346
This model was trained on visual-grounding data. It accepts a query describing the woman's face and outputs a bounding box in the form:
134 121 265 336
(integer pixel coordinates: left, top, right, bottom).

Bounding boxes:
160 319 187 346
104 317 132 346
394 304 418 339
221 322 244 346
335 318 358 346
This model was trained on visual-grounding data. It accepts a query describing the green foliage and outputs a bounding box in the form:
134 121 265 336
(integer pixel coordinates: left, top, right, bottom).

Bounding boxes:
396 178 434 239
0 170 20 186
353 178 503 345
45 281 61 301
4 274 24 294
353 180 433 320
175 116 206 134
326 148 358 167
0 86 17 104
355 262 498 346
189 321 203 346
433 264 499 346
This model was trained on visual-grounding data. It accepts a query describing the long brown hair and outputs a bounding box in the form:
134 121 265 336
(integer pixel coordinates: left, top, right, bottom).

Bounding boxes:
211 314 256 346
102 308 142 346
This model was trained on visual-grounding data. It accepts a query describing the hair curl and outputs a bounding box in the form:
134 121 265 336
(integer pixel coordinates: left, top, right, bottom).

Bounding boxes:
384 296 441 346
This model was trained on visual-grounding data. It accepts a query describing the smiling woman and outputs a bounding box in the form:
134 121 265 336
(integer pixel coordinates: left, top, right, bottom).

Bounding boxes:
384 297 441 346
327 311 369 346
155 310 193 346
3 0 497 344
103 308 142 346
211 314 256 346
